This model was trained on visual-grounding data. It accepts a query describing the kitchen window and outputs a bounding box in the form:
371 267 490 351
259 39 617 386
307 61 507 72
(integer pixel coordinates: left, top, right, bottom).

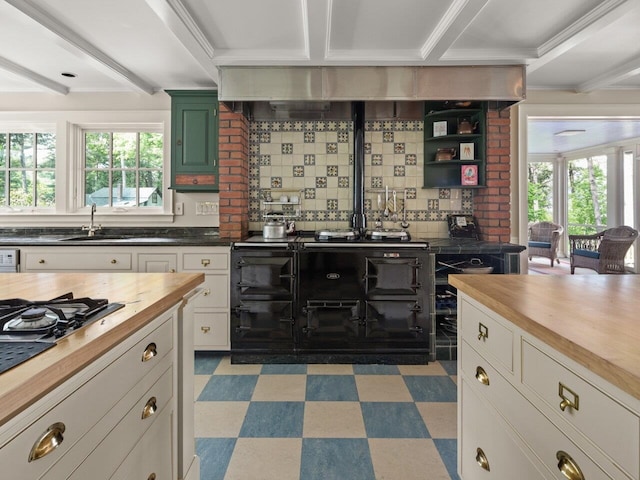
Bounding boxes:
0 131 56 208
82 130 163 208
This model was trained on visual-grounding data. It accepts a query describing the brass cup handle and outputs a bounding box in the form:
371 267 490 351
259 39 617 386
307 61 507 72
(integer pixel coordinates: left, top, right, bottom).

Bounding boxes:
475 447 490 471
38 259 45 264
28 422 66 462
475 366 490 385
141 397 157 419
169 268 176 273
148 474 157 480
141 342 157 362
110 259 117 264
556 450 584 480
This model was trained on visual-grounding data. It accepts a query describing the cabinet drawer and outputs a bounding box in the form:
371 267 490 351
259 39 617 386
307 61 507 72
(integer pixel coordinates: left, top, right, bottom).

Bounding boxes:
24 251 132 271
0 316 173 480
109 404 173 480
194 312 229 349
182 252 228 271
193 274 228 309
67 366 174 479
522 340 640 476
459 298 514 372
459 379 546 479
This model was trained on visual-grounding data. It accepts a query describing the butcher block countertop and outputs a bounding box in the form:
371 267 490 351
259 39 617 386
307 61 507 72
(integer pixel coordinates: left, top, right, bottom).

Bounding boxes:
0 272 204 427
449 274 640 400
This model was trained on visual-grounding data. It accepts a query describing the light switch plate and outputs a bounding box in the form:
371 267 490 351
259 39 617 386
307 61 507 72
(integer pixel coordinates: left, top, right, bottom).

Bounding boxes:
175 202 184 215
196 201 218 215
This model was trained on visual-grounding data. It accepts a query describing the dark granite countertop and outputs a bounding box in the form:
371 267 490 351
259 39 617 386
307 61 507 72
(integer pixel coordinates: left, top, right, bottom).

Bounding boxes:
421 237 526 254
0 227 231 247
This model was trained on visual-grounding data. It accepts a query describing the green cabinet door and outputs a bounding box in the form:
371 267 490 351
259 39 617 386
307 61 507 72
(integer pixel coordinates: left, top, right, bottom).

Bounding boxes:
167 90 219 191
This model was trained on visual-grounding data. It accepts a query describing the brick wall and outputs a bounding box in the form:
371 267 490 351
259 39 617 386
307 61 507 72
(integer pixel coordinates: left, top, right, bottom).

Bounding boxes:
218 103 250 240
473 107 511 242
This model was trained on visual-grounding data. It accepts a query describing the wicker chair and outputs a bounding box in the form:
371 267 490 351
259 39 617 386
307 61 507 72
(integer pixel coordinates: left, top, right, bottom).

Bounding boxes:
569 226 638 274
528 221 564 267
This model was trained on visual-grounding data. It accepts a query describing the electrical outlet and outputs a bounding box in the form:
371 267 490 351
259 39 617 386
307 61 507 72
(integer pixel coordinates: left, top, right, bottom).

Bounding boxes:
175 202 184 215
196 201 218 215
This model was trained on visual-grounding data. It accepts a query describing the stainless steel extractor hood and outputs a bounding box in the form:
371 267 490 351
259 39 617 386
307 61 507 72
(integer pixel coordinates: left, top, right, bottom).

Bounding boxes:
218 65 526 106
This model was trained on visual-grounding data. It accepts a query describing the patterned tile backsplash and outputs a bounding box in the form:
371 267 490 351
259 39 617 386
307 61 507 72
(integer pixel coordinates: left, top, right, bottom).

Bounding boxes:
249 119 473 237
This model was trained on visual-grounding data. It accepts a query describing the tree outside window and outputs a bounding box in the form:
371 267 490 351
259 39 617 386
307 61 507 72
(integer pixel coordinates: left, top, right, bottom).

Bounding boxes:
528 161 554 223
0 132 56 207
84 131 163 208
567 155 607 235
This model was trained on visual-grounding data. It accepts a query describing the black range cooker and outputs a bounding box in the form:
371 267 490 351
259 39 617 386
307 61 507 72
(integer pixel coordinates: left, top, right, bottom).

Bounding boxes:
0 293 124 374
231 230 430 363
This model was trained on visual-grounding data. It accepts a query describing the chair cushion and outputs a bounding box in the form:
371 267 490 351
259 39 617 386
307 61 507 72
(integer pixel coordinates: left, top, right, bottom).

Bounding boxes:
573 249 600 259
529 241 552 248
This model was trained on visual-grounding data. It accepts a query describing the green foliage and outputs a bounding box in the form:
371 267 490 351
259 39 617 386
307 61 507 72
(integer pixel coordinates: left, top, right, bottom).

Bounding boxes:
527 162 553 222
567 157 607 235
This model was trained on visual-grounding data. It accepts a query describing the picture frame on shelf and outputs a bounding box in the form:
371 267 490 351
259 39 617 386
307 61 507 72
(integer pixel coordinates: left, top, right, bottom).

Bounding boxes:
460 142 474 160
433 121 447 137
461 165 478 186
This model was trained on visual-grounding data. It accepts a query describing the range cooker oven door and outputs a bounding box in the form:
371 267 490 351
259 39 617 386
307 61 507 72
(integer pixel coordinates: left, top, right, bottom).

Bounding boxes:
364 256 422 296
364 300 425 343
233 300 294 348
297 248 365 348
231 244 296 354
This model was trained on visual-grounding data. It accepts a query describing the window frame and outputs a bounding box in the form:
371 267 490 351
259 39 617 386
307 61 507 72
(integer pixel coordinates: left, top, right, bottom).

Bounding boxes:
0 110 174 224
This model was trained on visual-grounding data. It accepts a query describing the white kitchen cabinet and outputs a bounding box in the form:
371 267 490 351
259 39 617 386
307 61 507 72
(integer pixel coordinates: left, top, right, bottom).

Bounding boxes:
0 310 177 480
22 249 133 272
457 293 640 480
180 248 230 351
138 253 177 272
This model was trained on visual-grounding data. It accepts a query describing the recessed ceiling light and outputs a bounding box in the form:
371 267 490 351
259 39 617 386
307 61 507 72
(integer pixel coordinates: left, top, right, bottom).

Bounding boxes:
61 72 77 78
554 129 586 136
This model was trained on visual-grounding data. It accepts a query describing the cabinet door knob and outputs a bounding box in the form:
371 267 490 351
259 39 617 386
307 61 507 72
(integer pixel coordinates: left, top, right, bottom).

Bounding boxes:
192 178 198 184
477 322 488 341
176 139 182 146
558 383 580 411
475 366 490 385
28 422 66 462
475 447 490 471
141 342 157 362
141 397 157 419
556 451 584 480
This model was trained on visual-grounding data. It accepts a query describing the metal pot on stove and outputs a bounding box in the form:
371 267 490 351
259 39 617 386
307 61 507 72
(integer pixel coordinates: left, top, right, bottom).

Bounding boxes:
263 221 287 239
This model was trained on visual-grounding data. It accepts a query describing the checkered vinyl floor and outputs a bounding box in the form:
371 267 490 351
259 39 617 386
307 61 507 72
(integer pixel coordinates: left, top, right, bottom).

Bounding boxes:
194 354 460 480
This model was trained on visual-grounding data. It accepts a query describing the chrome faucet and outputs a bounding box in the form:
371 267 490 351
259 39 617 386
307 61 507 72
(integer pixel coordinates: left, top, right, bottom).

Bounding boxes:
82 203 102 236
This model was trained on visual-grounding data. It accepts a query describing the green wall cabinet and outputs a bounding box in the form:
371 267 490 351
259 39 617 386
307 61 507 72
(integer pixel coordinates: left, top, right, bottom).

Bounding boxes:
423 101 487 189
167 90 219 191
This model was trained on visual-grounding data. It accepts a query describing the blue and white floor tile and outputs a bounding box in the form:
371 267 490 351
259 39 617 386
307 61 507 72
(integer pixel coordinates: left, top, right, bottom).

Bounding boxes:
195 354 460 480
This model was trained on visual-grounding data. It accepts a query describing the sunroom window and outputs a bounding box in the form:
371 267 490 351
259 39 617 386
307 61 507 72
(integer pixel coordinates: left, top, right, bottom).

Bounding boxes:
83 130 163 208
0 132 56 208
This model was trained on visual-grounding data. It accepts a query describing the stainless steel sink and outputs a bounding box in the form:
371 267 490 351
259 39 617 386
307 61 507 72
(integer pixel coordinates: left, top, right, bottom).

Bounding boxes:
60 235 176 242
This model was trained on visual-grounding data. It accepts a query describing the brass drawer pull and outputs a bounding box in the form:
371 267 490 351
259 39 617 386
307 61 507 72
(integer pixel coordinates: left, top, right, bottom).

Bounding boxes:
556 450 584 480
38 259 45 264
475 366 490 385
28 422 66 462
201 258 210 267
201 326 211 333
558 382 579 411
141 342 157 362
148 474 157 480
477 322 488 341
475 447 490 471
169 268 176 273
142 397 157 419
203 288 211 296
111 259 117 264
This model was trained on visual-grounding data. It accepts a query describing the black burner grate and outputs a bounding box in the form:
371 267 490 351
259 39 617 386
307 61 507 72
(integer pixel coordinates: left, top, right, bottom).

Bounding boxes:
0 342 56 375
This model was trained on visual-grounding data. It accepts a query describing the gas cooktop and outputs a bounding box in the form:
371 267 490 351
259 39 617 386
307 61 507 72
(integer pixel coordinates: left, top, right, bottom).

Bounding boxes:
0 293 124 374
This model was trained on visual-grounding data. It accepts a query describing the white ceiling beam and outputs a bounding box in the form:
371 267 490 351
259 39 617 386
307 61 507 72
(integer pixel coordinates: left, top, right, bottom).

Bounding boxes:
4 0 156 94
145 0 220 84
0 56 68 94
421 0 489 61
528 0 636 74
303 0 330 62
576 55 640 92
